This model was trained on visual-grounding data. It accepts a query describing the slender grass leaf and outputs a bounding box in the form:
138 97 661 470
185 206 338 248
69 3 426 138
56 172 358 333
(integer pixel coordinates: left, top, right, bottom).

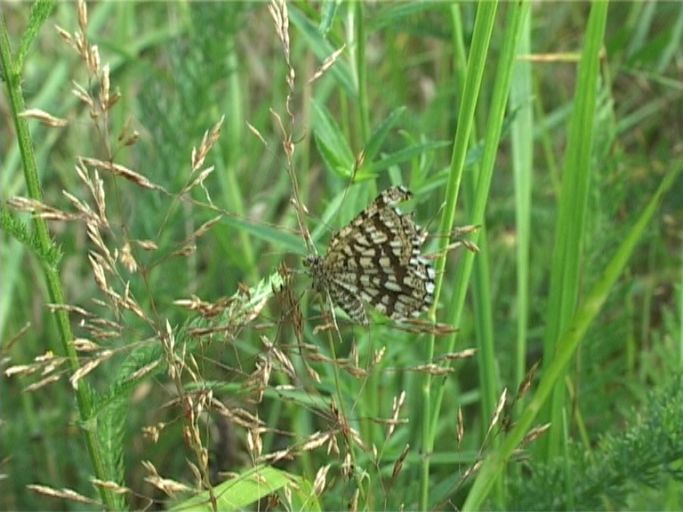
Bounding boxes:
319 0 341 37
289 6 355 97
464 161 683 510
313 101 355 179
221 215 306 256
366 140 451 174
17 0 54 73
362 106 406 163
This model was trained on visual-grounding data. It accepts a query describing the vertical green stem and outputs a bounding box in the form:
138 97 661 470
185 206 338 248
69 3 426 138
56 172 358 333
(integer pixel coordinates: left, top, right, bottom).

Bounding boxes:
463 161 681 509
217 44 258 282
420 2 529 508
353 0 370 144
419 3 499 509
0 11 116 510
541 0 609 460
510 11 533 392
680 235 683 365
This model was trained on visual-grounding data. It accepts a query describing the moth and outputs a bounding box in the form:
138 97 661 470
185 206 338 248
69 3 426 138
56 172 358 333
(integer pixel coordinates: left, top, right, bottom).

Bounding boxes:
304 186 435 325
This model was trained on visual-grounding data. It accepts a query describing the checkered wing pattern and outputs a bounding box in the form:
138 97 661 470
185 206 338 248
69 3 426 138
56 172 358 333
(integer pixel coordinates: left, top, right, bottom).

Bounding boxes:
304 186 435 325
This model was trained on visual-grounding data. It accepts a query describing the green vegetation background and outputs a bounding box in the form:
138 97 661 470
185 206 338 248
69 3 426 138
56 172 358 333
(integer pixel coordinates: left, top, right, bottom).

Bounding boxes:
1 1 682 510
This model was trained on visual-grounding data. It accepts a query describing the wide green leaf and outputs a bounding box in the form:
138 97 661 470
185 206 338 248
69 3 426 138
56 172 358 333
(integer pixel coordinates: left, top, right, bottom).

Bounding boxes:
170 465 320 511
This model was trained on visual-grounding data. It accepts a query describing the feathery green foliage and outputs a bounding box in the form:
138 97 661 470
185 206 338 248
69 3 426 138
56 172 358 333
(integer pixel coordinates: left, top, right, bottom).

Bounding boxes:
507 374 683 510
0 207 62 267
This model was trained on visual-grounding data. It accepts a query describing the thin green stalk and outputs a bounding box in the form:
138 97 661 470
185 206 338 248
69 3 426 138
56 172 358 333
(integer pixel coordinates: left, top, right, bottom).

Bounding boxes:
0 10 117 510
533 76 562 197
349 1 382 459
469 227 502 504
214 42 257 282
325 327 367 507
656 2 683 72
462 161 682 510
420 3 499 509
420 2 528 508
510 11 533 392
453 13 501 500
680 236 683 365
455 5 499 454
352 0 370 144
448 9 500 499
541 0 608 460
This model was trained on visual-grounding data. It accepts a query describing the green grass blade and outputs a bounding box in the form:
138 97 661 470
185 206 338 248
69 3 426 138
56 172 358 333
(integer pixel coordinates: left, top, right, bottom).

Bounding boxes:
510 9 533 393
17 0 54 73
313 100 356 179
462 160 682 510
420 2 530 508
288 5 356 98
541 0 609 460
419 1 500 509
362 106 406 163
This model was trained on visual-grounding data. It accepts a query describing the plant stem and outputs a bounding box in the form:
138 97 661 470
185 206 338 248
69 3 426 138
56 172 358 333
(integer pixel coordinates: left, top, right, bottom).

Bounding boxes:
0 11 117 510
420 3 499 509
